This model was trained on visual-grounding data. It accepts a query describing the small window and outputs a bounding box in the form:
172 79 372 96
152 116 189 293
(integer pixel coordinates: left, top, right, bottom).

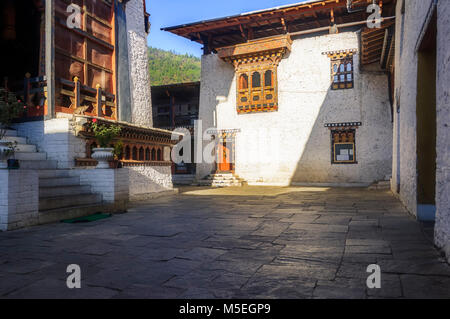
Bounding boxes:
264 70 273 87
252 72 261 88
239 74 248 90
346 62 352 72
330 56 354 90
157 149 162 161
331 130 357 164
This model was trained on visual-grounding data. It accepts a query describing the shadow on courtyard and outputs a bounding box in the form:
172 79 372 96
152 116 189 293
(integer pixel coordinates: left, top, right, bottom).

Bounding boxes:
0 186 449 299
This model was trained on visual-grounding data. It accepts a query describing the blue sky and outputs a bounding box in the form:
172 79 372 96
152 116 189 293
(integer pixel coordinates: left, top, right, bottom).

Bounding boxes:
146 0 306 57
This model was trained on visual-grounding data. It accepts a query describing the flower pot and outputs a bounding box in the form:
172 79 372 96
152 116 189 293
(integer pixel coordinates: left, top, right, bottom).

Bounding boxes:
0 142 10 169
91 148 114 169
7 159 19 169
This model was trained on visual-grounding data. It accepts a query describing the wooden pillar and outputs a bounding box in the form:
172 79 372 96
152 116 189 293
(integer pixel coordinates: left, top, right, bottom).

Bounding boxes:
24 73 31 106
96 84 102 117
45 0 55 118
73 77 80 109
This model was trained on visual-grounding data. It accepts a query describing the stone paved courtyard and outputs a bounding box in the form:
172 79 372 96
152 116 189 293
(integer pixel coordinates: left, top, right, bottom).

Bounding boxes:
1 186 450 299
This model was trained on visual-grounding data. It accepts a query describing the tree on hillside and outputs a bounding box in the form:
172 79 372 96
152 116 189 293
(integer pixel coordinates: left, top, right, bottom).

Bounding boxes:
148 47 201 85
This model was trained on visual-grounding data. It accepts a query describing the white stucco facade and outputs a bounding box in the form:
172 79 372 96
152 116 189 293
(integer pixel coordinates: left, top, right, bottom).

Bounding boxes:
126 0 153 127
198 31 393 186
391 0 450 261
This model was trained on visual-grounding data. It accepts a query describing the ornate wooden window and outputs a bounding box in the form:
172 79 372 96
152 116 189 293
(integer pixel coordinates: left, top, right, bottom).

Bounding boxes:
237 67 278 113
324 50 357 90
218 35 291 114
331 129 357 164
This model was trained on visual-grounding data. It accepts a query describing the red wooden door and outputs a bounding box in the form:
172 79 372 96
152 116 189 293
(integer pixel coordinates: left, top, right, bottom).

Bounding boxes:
218 143 232 172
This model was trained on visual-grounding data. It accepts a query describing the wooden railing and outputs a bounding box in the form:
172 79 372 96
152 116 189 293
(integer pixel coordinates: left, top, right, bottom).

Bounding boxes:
57 78 116 120
4 74 47 118
76 117 178 168
5 74 116 120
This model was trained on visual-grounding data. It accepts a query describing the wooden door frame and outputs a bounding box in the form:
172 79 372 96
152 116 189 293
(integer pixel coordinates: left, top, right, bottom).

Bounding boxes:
215 134 236 173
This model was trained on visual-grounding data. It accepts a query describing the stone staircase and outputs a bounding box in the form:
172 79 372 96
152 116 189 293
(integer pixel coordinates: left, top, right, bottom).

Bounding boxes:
196 172 246 187
2 129 105 224
2 129 57 169
38 170 104 224
369 176 392 190
172 174 196 185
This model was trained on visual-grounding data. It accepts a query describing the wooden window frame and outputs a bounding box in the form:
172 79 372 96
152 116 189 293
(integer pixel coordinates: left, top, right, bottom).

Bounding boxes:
237 66 278 114
330 56 354 90
331 129 357 164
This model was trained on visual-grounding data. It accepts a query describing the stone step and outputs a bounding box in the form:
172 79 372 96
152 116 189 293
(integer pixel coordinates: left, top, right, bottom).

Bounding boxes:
198 180 243 187
206 175 242 179
19 160 58 170
39 185 92 198
0 136 27 144
39 193 102 211
39 176 80 187
15 144 37 153
38 203 109 225
3 129 17 137
173 174 195 185
38 169 73 179
14 152 47 161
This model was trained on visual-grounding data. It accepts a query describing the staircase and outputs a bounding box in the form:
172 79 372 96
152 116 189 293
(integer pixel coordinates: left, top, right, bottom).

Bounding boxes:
2 129 105 224
1 129 57 169
172 174 196 185
369 175 392 190
38 170 104 224
196 172 246 187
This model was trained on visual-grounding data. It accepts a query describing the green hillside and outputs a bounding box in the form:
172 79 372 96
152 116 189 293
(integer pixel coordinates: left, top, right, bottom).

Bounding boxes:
148 47 201 86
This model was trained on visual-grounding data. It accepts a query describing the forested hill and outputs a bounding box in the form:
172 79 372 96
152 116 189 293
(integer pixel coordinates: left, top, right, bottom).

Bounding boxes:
148 47 201 86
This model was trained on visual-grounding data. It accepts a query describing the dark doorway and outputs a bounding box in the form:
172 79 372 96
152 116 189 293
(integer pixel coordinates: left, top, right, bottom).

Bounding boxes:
416 10 437 221
0 0 43 91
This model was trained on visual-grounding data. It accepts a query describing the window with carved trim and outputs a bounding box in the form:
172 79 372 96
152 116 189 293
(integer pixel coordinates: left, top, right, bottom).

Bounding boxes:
331 56 354 90
237 67 277 114
331 129 357 164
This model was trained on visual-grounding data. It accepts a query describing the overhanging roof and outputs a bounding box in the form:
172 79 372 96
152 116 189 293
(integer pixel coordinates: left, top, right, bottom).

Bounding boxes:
162 0 396 51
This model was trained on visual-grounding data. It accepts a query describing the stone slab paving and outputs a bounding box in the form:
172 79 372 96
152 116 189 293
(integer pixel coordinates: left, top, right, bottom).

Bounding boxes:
0 186 449 299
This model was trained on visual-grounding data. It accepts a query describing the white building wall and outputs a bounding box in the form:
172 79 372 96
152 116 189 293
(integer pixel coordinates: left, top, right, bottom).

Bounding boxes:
127 166 174 200
435 0 450 261
125 0 153 127
391 0 434 217
0 170 39 231
198 31 392 186
391 0 450 262
12 115 86 169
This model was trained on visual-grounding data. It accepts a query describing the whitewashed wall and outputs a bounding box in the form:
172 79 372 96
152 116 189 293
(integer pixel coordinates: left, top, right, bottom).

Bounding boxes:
392 0 450 262
391 0 434 217
0 170 39 231
198 31 392 186
75 166 173 202
435 0 450 262
12 115 86 169
125 0 153 127
127 166 174 200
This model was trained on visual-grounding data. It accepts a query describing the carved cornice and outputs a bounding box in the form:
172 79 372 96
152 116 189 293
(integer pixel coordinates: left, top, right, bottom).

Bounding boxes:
218 35 292 69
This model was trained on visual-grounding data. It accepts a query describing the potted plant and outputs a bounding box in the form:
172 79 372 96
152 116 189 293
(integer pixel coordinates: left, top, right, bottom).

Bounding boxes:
0 88 23 169
109 140 123 169
90 119 121 169
6 141 19 169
